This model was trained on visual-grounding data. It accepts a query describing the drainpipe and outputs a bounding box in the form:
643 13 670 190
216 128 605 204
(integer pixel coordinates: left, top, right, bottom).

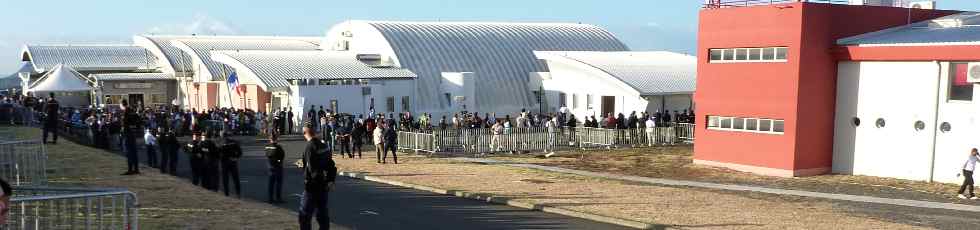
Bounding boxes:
927 61 942 182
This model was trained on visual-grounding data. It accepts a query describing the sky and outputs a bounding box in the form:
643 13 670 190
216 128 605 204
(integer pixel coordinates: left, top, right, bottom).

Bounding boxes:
2 0 979 75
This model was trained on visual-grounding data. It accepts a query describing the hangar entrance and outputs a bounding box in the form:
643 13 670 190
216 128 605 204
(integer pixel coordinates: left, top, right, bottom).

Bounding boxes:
601 96 615 116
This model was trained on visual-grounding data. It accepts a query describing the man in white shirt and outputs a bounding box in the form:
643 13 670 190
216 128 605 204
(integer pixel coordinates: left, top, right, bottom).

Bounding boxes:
144 129 159 168
545 115 558 153
958 148 979 199
645 117 657 147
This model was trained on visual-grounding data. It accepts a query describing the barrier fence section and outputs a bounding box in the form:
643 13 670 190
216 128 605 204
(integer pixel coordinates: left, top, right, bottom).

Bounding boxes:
7 186 139 230
396 123 696 154
0 140 47 186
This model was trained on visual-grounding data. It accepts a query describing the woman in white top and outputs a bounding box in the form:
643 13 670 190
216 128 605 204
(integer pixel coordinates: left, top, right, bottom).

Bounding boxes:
958 148 979 199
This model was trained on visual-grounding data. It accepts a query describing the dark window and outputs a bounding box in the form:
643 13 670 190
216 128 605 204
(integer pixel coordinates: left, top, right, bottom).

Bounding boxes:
748 48 761 60
950 63 973 101
775 47 788 60
709 49 723 61
762 48 775 60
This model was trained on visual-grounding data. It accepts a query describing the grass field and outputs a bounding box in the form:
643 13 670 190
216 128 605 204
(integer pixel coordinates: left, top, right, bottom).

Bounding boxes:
9 127 297 230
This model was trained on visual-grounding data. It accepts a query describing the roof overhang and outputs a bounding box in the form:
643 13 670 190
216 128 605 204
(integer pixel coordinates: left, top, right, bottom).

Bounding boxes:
834 44 980 61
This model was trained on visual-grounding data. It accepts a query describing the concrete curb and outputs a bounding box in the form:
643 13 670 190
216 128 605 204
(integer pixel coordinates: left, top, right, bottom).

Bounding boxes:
338 171 658 229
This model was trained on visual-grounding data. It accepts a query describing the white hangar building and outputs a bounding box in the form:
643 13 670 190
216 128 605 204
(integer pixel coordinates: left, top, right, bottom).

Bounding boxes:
533 51 696 119
315 20 631 117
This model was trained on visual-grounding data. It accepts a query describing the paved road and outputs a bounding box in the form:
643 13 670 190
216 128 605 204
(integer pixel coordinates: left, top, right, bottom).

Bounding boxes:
127 135 631 230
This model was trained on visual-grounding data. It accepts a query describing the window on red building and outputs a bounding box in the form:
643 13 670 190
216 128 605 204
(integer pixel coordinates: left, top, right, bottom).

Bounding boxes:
950 63 973 101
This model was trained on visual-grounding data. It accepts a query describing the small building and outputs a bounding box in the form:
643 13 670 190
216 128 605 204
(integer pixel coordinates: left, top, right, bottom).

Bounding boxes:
211 50 417 121
90 73 177 108
533 51 696 119
695 1 966 181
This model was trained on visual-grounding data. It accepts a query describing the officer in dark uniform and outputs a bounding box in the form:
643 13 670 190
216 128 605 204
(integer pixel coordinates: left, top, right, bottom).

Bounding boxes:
185 131 204 186
287 107 295 134
265 135 285 203
220 133 243 198
296 120 336 230
42 92 59 144
200 132 220 191
121 100 141 175
158 127 179 175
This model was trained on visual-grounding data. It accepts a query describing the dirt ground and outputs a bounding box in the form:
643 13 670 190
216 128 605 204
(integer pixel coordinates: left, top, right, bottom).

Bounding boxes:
12 127 297 230
484 146 971 205
333 154 930 230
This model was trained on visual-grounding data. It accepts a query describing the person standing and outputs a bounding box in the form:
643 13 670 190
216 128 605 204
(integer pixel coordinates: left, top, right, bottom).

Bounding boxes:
144 129 158 168
42 93 59 144
121 100 141 175
645 117 657 146
295 121 337 230
545 115 557 153
199 132 220 191
958 148 979 200
374 121 385 163
265 135 286 203
336 124 352 158
383 122 398 164
351 121 365 159
220 134 243 198
186 132 204 186
158 127 177 174
287 107 295 134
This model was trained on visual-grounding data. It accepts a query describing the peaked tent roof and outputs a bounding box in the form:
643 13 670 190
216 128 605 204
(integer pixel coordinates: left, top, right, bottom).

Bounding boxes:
535 51 697 96
211 50 416 91
27 64 92 92
16 61 36 74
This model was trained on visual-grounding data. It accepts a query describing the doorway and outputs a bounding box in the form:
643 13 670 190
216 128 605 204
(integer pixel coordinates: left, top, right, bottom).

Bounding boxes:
128 94 144 108
601 96 615 116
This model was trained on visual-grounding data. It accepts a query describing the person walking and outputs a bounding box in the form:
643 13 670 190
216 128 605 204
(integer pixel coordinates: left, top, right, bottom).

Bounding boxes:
295 121 337 230
383 123 398 164
374 121 385 163
144 129 158 168
265 135 286 203
42 93 59 144
121 100 141 175
958 148 979 199
220 133 243 198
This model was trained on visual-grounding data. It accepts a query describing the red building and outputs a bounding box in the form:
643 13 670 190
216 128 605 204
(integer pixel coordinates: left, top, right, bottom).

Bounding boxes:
694 1 959 177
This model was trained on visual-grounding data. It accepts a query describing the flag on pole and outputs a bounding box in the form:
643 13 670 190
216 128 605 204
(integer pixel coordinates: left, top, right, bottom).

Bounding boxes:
227 72 244 96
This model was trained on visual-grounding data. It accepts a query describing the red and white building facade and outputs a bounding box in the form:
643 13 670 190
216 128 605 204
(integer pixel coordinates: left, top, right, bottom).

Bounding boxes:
695 1 980 183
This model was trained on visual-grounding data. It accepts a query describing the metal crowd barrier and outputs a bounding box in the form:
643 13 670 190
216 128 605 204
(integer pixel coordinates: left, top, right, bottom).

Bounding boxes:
6 186 139 230
395 123 696 154
0 140 47 186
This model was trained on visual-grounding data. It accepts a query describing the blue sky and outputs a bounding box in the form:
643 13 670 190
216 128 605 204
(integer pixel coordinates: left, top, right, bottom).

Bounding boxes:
2 0 978 74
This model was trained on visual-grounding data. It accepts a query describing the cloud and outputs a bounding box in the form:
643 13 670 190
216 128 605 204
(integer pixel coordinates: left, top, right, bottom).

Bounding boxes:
645 22 662 28
146 14 240 35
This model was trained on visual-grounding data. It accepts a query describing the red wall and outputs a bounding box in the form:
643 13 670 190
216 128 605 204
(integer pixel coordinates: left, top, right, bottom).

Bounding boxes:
695 2 958 174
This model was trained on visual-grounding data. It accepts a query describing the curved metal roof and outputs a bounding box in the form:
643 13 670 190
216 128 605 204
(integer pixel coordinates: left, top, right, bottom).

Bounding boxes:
170 38 321 82
212 50 416 91
135 35 322 76
354 21 629 113
90 73 174 81
21 44 157 72
536 51 696 96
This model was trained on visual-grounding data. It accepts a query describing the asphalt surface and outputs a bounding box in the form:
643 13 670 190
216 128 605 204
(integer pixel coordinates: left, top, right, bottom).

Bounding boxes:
120 134 631 230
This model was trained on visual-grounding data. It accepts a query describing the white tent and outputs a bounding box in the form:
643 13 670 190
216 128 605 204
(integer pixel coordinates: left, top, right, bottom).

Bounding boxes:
27 64 92 92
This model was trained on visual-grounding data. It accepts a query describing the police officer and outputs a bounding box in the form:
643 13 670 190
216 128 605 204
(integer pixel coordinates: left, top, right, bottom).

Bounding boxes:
200 132 220 191
295 121 336 230
220 132 243 198
42 92 59 144
265 135 285 203
121 100 141 175
158 127 179 175
185 131 204 186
